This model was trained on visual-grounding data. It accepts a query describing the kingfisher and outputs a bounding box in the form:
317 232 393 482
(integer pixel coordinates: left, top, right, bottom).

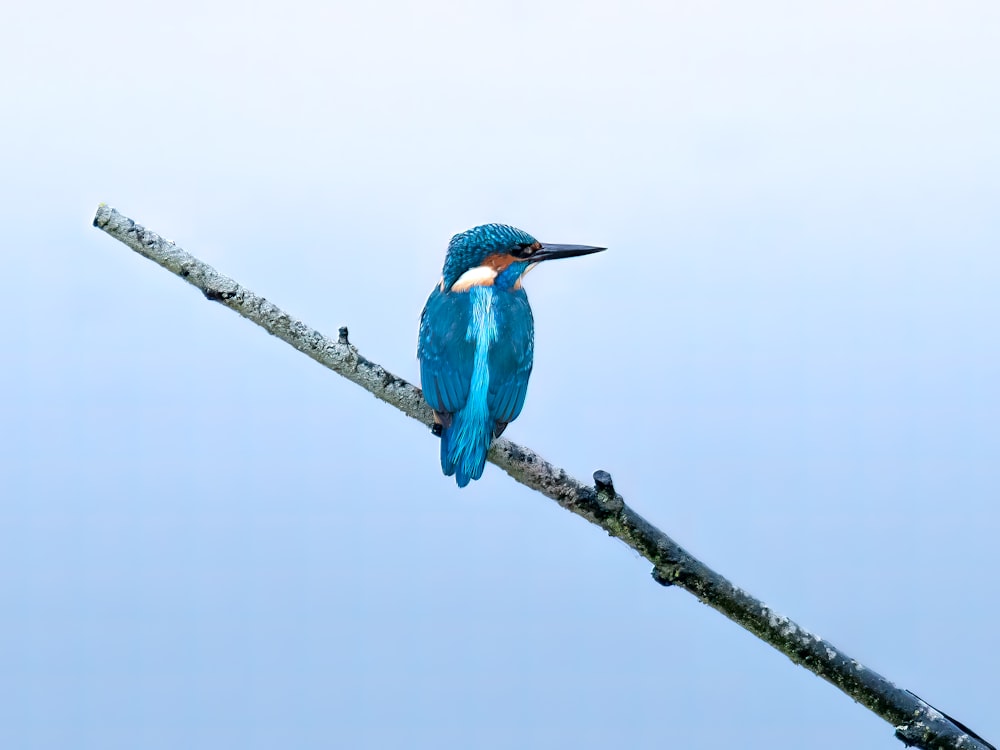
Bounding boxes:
418 224 605 487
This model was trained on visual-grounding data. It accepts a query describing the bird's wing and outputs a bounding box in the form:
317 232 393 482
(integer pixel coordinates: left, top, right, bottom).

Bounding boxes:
487 289 534 427
417 286 474 416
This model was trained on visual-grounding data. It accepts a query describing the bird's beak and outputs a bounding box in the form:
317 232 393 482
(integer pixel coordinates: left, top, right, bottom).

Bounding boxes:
532 243 607 262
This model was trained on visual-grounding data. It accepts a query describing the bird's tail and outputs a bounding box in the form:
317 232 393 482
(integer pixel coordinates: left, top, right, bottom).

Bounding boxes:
440 404 492 488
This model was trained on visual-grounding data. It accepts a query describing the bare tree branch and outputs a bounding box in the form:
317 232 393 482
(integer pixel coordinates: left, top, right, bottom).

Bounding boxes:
92 204 993 750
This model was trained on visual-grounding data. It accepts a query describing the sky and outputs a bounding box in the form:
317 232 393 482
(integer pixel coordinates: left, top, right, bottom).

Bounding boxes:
2 1 998 748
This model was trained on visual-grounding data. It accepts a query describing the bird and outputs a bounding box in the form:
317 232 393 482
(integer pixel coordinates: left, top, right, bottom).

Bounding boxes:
418 224 605 487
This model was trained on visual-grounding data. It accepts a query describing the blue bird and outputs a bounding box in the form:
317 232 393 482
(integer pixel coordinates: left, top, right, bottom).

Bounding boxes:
418 224 605 487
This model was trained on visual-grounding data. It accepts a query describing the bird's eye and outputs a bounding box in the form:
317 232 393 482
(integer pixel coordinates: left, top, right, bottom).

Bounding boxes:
515 242 538 258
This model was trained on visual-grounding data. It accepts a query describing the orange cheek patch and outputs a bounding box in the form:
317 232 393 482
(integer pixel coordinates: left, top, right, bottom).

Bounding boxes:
483 253 518 272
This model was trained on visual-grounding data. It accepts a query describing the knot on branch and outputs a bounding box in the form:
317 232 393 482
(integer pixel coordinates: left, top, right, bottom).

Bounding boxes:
334 325 361 369
651 567 675 587
203 284 238 302
593 470 624 514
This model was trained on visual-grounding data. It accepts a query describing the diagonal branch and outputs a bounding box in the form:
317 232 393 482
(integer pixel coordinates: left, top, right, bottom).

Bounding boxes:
92 204 993 750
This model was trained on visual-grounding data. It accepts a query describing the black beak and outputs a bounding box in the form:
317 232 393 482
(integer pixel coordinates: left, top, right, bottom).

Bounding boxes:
533 243 607 262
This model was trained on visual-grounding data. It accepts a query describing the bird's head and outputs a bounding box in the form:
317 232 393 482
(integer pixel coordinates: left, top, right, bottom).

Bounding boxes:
440 223 605 292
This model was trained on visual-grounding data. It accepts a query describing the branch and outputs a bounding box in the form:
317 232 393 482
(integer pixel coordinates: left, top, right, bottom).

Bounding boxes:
92 204 993 750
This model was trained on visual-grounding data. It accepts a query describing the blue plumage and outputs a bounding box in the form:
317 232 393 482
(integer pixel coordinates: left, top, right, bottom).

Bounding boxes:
418 224 605 487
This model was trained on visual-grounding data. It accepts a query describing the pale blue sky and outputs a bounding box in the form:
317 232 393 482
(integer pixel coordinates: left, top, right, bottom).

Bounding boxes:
2 2 998 748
